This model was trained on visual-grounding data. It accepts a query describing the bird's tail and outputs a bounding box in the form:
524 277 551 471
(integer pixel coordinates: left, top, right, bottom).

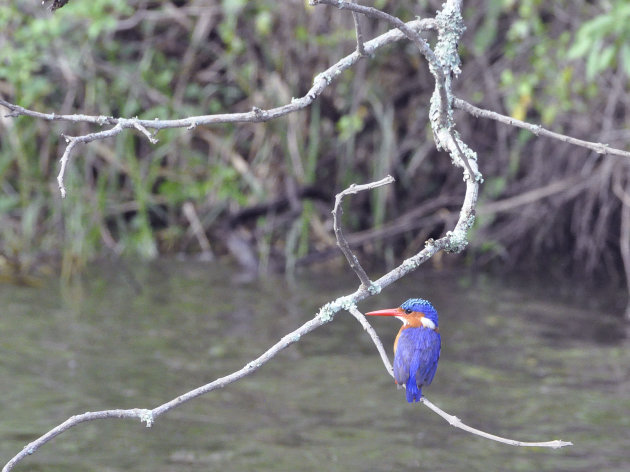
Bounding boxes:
405 382 422 403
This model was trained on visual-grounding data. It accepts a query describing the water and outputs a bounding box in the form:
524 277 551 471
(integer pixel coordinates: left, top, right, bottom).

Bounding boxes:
1 260 628 472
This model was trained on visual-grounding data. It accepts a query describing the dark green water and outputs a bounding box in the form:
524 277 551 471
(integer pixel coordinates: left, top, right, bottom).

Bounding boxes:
1 260 628 472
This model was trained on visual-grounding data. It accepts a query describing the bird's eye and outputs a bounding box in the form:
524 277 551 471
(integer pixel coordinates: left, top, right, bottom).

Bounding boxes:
404 308 413 314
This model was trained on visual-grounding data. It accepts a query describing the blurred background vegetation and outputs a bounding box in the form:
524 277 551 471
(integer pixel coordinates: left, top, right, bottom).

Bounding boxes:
1 0 629 300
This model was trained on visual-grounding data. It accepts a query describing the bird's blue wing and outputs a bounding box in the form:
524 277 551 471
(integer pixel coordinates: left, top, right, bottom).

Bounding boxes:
403 328 441 386
393 341 411 387
415 329 441 385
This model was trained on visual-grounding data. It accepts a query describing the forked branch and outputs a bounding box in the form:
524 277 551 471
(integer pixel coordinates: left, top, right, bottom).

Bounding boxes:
332 175 395 288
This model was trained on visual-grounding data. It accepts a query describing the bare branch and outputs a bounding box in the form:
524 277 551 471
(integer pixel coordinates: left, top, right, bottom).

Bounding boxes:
349 306 572 448
0 97 115 125
310 0 451 129
2 313 329 472
348 306 393 376
310 0 438 69
316 0 561 441
333 175 394 288
2 205 455 471
57 124 124 197
56 118 158 197
420 398 573 448
2 409 152 472
0 17 436 197
351 9 366 55
0 17 436 131
2 145 522 471
182 202 214 260
453 97 630 160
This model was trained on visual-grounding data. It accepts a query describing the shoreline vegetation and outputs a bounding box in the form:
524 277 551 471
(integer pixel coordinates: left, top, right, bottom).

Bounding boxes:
1 1 629 313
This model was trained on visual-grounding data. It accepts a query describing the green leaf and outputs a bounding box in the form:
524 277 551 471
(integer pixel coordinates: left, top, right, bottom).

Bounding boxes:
585 40 604 79
597 44 616 72
567 36 592 60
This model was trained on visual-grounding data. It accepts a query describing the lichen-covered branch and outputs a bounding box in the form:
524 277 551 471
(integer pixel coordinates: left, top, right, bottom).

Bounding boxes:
454 97 630 160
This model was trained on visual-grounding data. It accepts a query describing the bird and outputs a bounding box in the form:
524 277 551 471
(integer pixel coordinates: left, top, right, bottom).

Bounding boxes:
366 298 441 403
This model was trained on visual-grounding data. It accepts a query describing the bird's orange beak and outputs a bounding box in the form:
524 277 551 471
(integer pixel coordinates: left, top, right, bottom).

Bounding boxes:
365 307 403 317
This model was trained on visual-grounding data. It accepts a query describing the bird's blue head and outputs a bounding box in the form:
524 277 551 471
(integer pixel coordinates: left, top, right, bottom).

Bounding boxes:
400 298 439 329
366 297 439 331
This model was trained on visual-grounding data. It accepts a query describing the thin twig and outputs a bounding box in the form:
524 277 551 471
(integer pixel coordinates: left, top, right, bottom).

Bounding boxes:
3 315 329 472
2 409 153 472
182 202 214 260
310 0 438 67
453 97 630 160
310 0 450 127
56 119 158 197
420 398 573 448
348 306 393 376
351 9 366 55
0 17 436 132
333 175 394 288
131 120 159 144
57 124 124 197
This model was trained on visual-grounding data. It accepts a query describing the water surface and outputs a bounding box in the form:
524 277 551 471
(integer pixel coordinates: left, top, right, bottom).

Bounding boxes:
1 260 628 472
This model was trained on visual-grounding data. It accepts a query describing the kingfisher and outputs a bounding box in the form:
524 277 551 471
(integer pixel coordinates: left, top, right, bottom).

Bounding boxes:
366 298 441 403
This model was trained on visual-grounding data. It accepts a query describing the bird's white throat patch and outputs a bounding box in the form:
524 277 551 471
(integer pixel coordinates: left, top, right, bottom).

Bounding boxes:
397 315 437 330
420 317 436 330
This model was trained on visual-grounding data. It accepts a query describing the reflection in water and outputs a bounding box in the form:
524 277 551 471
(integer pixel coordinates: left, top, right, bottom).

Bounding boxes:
1 260 629 472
